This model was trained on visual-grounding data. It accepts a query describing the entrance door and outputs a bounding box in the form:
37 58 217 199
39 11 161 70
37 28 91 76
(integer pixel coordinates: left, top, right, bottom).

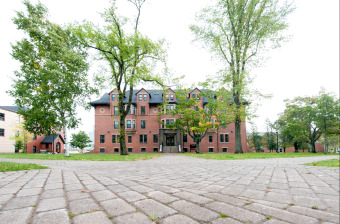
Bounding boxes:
33 146 36 153
56 142 60 153
166 136 175 146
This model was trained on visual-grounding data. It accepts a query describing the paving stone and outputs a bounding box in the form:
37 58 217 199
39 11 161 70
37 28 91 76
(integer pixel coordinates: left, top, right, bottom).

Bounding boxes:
85 183 106 192
69 198 100 215
16 187 42 197
73 211 111 224
67 190 91 201
130 185 155 193
240 189 266 200
204 193 247 206
173 191 213 204
3 195 38 210
245 202 318 224
311 186 339 195
41 188 64 199
36 197 66 212
0 194 13 206
114 212 153 224
64 183 84 192
206 201 265 224
81 179 99 185
147 191 179 204
100 198 136 216
117 190 146 202
220 186 246 196
263 219 290 224
265 192 293 204
287 205 340 223
0 207 34 224
211 217 243 224
107 184 130 193
159 214 199 224
91 189 117 202
170 200 219 222
134 199 177 219
293 195 327 210
32 209 69 224
44 183 63 190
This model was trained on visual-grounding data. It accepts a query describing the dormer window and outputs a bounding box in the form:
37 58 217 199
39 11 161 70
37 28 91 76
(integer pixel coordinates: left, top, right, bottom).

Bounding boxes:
165 94 169 100
139 94 143 101
192 94 196 98
144 94 147 101
112 94 116 101
170 94 174 101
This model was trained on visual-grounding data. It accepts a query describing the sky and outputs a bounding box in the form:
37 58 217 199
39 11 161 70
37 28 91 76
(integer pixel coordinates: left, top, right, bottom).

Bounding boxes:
0 0 339 139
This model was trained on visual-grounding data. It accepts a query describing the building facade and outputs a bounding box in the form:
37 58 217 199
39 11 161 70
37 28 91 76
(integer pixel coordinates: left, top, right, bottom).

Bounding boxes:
0 106 64 154
91 88 247 153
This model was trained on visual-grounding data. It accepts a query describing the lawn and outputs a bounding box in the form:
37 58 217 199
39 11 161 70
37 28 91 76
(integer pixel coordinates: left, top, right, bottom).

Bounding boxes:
0 161 47 172
304 159 340 167
0 153 162 161
181 152 339 160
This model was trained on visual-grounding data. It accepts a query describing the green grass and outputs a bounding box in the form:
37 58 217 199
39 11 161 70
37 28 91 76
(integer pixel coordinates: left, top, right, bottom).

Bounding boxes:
304 159 340 167
0 153 162 161
0 161 47 172
181 152 338 160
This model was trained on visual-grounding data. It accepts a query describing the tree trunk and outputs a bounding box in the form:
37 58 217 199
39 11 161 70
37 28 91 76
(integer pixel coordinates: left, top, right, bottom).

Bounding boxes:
311 141 316 153
119 117 128 155
284 147 286 153
324 126 327 154
195 138 200 153
64 125 70 157
234 120 243 154
294 142 298 153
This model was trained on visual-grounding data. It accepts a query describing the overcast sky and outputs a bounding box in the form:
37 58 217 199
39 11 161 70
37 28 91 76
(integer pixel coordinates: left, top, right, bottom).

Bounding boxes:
1 0 339 138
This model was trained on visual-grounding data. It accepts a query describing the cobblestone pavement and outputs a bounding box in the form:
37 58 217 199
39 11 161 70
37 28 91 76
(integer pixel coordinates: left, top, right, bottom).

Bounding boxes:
0 155 339 224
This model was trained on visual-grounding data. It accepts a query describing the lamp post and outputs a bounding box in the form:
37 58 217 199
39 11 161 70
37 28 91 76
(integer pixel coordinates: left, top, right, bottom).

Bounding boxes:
276 131 279 153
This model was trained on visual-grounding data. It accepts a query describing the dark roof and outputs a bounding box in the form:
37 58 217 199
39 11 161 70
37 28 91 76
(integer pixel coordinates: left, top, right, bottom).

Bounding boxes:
41 134 65 144
90 88 242 106
0 106 26 113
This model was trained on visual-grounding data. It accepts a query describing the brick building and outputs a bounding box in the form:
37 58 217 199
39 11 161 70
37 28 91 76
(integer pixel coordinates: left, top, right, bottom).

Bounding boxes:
91 88 247 153
0 106 64 154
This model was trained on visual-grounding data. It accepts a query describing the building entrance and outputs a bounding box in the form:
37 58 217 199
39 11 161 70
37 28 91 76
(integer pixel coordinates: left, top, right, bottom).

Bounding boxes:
159 129 181 153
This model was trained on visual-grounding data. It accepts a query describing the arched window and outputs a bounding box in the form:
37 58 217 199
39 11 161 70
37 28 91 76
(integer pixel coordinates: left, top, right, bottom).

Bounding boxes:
56 142 61 153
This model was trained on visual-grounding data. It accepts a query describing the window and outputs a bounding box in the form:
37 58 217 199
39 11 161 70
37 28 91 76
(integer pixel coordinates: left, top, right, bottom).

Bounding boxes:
112 135 116 143
100 148 105 153
153 134 158 143
221 121 227 129
33 146 36 153
133 120 136 129
112 94 116 101
183 134 187 142
114 148 119 153
220 134 229 143
192 93 196 98
195 106 199 111
166 119 174 125
0 129 4 136
209 147 214 152
141 148 146 153
140 134 147 143
166 105 174 112
223 148 228 153
128 136 132 143
209 135 213 143
141 120 146 129
132 106 136 114
0 113 4 121
114 121 119 129
126 120 131 129
165 94 169 100
170 94 174 101
141 106 145 115
45 143 49 149
144 94 147 101
117 135 120 143
139 94 143 101
128 148 133 153
33 134 37 140
183 148 188 152
153 148 158 152
114 106 118 115
100 135 105 143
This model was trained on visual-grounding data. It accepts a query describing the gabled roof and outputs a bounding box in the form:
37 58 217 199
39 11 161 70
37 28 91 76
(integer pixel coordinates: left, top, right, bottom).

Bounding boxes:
135 88 152 97
0 106 26 113
188 87 202 94
41 134 65 144
90 93 110 106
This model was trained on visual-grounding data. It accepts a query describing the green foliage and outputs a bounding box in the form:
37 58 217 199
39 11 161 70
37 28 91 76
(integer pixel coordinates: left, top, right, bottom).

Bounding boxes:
190 0 294 153
8 1 96 147
9 122 34 153
220 213 229 218
305 159 340 168
72 0 167 155
70 131 92 152
263 119 277 152
161 87 233 153
0 162 47 172
247 127 263 152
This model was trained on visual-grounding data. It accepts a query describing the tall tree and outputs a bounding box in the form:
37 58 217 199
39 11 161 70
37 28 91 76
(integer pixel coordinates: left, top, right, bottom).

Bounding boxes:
163 87 233 153
191 0 294 153
74 0 167 155
70 131 92 153
247 126 263 152
9 1 95 156
315 89 340 154
263 119 277 152
273 117 293 153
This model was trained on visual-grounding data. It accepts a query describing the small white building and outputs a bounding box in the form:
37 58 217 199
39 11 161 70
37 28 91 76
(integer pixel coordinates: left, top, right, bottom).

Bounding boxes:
0 106 23 153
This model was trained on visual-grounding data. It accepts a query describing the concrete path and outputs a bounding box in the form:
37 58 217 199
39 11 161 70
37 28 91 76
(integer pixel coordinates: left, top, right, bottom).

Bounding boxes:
0 155 339 224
